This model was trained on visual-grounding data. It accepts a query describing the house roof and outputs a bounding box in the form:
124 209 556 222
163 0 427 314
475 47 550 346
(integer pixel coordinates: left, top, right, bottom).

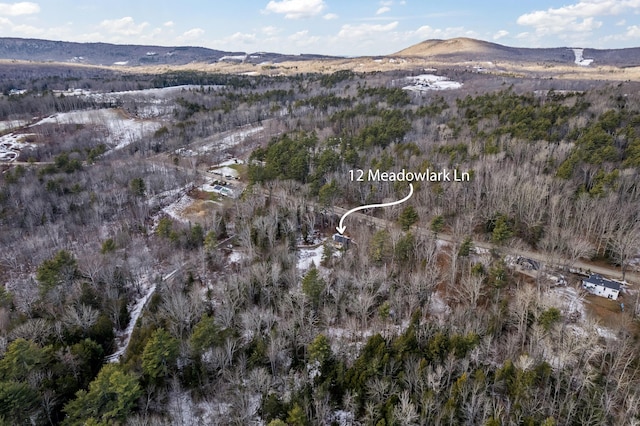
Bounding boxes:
583 274 621 291
333 233 351 244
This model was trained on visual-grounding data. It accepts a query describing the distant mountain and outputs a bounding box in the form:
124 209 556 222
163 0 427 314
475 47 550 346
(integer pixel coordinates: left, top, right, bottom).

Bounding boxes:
393 37 640 68
0 37 339 66
2 37 639 70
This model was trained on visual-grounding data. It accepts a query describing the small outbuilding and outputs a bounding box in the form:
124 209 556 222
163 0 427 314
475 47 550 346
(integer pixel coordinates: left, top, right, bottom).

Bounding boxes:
582 274 621 300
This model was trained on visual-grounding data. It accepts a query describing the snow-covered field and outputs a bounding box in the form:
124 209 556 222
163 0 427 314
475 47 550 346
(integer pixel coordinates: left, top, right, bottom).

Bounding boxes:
36 109 161 149
88 85 222 101
217 158 245 167
89 85 224 118
161 193 194 223
297 245 325 271
403 74 463 92
0 108 162 161
210 166 239 178
0 132 35 161
197 126 264 153
2 86 251 162
0 120 28 132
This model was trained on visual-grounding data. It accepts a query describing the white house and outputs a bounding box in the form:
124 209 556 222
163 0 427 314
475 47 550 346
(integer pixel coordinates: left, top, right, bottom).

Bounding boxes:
582 274 621 300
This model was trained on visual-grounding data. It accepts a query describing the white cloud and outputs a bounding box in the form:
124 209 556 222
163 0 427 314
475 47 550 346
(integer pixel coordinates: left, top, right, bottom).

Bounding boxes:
0 16 77 40
215 32 258 48
178 28 204 42
264 0 326 19
288 30 320 46
626 25 640 37
603 24 640 42
413 25 475 40
8 22 43 36
323 12 338 20
493 30 509 40
518 13 601 35
376 6 391 15
337 21 398 40
99 17 149 36
0 2 39 16
163 21 174 27
518 0 640 35
262 26 281 36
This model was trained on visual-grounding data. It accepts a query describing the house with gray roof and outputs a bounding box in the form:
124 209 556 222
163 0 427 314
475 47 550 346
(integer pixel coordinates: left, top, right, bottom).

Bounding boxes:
582 274 621 300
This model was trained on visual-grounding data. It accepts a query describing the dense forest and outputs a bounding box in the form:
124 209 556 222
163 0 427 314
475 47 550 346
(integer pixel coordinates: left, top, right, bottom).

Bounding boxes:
1 66 640 425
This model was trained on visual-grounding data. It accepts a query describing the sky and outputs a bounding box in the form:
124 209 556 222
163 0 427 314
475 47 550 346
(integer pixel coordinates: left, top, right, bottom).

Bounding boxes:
0 0 639 56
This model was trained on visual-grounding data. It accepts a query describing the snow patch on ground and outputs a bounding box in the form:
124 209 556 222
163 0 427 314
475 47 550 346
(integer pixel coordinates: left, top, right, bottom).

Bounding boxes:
0 132 35 162
297 245 325 272
403 74 462 92
52 88 92 97
436 239 451 250
218 55 247 62
167 389 258 425
89 85 222 100
572 48 594 66
547 285 617 340
211 166 239 178
197 126 264 153
595 325 617 340
216 158 245 167
327 320 411 360
147 186 187 211
332 410 355 426
429 292 451 317
549 285 587 320
107 269 178 363
229 250 246 264
87 85 223 118
327 326 375 351
162 194 193 222
0 120 28 132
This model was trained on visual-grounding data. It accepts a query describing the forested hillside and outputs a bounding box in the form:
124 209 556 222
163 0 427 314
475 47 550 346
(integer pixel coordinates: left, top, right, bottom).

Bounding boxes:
1 67 640 425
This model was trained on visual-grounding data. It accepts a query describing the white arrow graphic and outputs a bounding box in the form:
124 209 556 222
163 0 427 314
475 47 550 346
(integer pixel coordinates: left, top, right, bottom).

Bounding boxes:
336 183 414 235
